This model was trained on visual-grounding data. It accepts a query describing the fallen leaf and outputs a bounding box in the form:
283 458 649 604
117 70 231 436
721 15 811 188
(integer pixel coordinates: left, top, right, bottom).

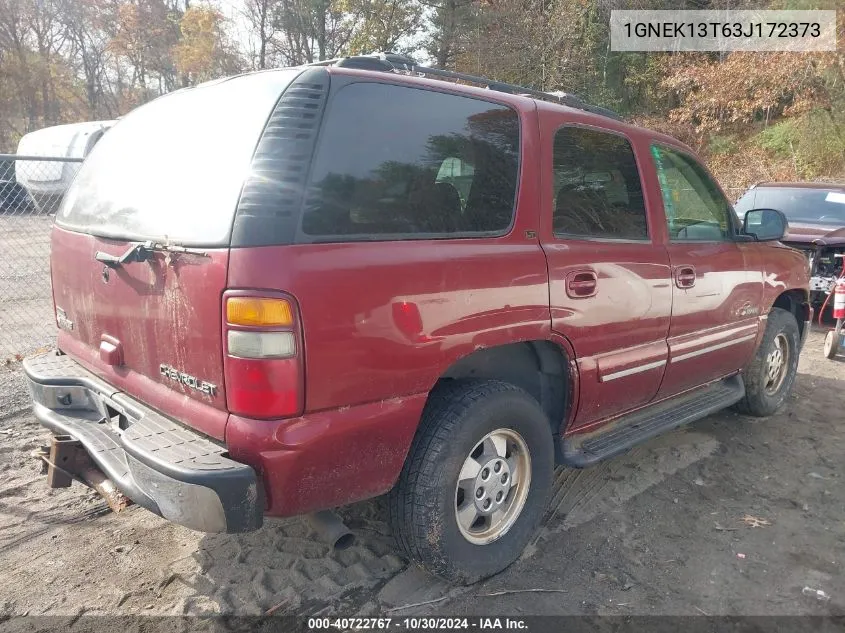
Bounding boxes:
742 514 771 528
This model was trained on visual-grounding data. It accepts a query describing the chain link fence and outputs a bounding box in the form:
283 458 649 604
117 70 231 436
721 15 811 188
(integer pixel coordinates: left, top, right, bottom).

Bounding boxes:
0 155 84 361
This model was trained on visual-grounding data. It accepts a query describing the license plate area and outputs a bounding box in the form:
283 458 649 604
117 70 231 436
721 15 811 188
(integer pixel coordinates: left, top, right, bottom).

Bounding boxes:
101 398 135 436
37 381 136 437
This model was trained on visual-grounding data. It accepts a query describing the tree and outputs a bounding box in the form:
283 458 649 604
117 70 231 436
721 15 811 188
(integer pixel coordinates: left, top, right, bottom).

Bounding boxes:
109 0 179 96
425 0 475 68
345 0 422 55
660 52 843 134
174 5 242 84
243 0 279 69
60 0 113 118
272 0 357 64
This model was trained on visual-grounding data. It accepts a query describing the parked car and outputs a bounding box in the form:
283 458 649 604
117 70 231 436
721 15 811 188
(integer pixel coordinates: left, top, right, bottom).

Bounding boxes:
24 54 810 584
0 160 33 213
735 182 845 310
15 120 114 214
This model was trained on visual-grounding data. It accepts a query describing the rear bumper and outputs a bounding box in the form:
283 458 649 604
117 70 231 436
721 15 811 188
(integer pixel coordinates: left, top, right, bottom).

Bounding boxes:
24 352 262 533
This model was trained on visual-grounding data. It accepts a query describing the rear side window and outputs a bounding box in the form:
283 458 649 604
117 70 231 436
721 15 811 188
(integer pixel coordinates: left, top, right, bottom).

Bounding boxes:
552 127 648 240
300 83 520 240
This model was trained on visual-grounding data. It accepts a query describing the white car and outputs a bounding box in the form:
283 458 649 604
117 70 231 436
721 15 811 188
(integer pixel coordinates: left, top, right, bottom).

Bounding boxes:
16 120 115 214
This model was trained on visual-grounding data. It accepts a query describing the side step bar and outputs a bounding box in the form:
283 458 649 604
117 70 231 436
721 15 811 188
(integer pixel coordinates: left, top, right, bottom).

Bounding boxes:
561 375 745 468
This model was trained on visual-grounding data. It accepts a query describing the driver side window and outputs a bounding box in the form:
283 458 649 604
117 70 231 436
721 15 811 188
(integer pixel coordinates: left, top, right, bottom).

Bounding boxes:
651 145 733 242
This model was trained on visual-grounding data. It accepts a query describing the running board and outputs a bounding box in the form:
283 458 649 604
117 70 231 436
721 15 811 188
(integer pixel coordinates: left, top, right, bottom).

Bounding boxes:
561 375 745 468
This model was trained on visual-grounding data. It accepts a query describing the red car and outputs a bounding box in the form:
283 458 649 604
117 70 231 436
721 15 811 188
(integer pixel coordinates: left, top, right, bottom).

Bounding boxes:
25 53 810 584
735 182 845 309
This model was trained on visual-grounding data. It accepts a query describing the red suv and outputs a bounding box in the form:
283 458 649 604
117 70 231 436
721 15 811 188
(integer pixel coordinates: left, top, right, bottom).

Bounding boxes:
25 53 811 584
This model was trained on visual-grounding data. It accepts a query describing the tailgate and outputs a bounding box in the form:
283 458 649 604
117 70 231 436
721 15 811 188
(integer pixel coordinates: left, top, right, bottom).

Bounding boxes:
44 70 303 440
51 225 229 439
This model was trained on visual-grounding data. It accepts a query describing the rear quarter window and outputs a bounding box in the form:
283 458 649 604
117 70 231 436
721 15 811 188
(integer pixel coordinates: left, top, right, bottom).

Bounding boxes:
299 82 521 241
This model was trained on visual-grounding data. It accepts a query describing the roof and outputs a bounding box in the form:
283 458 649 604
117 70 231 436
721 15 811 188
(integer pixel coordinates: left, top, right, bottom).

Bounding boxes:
315 52 622 119
231 55 697 157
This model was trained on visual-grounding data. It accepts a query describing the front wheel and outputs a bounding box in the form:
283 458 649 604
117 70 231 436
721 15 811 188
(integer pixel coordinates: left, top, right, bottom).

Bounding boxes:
736 307 800 417
387 380 553 584
823 330 840 359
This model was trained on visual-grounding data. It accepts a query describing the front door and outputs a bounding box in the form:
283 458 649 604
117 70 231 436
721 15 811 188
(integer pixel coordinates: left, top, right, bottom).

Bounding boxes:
648 144 760 398
541 121 672 431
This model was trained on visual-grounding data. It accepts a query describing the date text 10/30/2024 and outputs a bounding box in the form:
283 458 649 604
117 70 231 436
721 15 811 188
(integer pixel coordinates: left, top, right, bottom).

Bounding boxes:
307 618 529 630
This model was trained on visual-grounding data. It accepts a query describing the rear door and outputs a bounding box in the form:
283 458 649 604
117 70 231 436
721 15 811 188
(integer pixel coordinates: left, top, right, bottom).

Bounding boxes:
540 120 672 430
648 144 760 398
50 70 300 440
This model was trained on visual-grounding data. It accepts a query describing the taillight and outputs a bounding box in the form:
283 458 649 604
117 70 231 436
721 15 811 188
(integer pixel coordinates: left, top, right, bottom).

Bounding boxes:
227 297 293 328
223 291 303 419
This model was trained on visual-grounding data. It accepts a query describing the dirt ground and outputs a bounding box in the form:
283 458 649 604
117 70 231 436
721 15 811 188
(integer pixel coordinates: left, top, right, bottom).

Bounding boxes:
1 328 844 624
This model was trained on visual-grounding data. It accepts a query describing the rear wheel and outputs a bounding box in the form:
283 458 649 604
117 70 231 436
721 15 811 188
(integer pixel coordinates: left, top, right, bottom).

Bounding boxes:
388 380 553 584
736 307 800 417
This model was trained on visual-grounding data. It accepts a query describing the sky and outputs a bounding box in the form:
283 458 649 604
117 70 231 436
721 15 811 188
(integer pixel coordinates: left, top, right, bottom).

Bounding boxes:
209 0 433 68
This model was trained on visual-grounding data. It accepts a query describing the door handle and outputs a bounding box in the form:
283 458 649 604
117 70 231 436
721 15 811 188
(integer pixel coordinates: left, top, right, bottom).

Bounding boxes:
566 270 598 298
675 265 696 289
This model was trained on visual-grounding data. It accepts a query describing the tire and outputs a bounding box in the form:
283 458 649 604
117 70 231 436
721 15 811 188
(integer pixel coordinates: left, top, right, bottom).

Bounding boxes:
823 330 840 359
735 307 800 417
387 379 553 584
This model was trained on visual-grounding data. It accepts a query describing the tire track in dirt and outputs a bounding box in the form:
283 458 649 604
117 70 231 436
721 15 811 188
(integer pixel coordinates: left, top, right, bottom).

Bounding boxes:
544 430 720 531
0 403 724 618
16 332 845 617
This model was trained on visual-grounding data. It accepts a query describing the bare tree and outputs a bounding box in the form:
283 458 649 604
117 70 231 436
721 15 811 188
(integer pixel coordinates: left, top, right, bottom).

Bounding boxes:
60 0 113 117
243 0 278 69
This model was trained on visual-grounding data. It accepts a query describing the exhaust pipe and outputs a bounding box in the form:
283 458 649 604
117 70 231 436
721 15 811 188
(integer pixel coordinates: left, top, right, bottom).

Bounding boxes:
78 466 131 513
306 510 355 550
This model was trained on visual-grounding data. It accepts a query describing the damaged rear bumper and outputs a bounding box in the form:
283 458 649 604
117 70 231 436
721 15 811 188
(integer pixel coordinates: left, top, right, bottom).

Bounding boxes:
24 352 262 533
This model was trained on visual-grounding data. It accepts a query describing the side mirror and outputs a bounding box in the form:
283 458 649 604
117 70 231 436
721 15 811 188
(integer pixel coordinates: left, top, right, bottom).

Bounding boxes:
742 208 788 242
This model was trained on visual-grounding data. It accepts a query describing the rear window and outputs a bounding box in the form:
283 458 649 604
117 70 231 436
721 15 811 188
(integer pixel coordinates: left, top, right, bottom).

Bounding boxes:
735 187 845 225
57 69 300 245
300 83 520 240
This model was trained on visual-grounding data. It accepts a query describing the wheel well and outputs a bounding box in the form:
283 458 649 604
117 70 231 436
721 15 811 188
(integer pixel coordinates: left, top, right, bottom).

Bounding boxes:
772 290 809 339
437 341 571 437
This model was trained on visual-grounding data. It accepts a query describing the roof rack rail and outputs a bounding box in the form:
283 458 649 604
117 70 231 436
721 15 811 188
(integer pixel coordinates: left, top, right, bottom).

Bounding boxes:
309 52 622 121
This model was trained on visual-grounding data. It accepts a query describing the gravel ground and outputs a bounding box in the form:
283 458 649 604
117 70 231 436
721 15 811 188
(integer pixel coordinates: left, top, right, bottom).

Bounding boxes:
0 329 843 624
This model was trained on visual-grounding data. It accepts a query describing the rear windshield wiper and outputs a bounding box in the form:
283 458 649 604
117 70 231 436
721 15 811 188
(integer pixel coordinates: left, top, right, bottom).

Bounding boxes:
95 240 209 268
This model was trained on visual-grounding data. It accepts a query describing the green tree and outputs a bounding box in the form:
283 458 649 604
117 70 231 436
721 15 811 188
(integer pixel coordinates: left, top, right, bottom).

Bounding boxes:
345 0 422 55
